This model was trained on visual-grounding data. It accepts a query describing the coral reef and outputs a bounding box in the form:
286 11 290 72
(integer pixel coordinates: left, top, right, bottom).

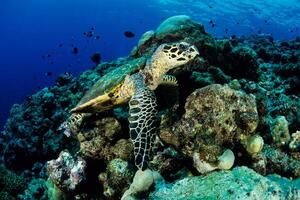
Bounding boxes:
0 57 141 171
0 15 299 199
19 178 49 200
0 72 95 170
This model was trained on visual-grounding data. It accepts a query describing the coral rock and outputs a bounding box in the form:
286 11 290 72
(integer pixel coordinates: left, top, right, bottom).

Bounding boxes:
271 116 290 147
289 131 300 151
77 117 129 161
121 169 162 200
47 151 87 192
99 158 134 199
155 15 205 40
149 166 300 200
160 84 260 173
137 30 155 48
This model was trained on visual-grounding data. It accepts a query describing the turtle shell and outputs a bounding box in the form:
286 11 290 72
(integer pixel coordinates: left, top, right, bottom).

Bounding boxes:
74 57 146 111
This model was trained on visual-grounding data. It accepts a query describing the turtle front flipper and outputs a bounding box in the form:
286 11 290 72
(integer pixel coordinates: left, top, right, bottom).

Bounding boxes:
71 93 114 113
129 85 158 170
71 84 127 113
159 74 178 86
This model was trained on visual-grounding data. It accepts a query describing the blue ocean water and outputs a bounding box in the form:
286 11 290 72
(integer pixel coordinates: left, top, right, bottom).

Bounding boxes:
0 0 299 130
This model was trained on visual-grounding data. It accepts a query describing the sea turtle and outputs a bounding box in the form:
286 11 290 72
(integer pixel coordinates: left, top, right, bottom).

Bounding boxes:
60 42 199 170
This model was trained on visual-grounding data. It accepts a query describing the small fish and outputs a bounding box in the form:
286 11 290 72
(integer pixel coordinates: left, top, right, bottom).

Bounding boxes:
95 35 100 40
84 31 94 38
124 31 135 38
72 47 78 54
90 52 101 64
45 71 52 76
64 71 72 76
209 20 216 28
42 55 46 59
58 43 63 47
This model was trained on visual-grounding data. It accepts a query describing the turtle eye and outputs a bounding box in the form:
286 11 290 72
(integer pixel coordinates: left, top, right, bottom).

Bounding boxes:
179 43 187 50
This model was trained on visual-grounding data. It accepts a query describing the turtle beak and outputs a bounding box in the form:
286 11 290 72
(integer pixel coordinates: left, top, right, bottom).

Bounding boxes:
189 45 199 59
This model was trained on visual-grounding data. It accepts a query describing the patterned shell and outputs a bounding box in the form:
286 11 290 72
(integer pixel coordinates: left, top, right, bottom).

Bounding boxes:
75 57 146 107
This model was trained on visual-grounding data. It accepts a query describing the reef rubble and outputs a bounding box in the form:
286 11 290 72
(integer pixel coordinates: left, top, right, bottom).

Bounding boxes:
0 15 299 199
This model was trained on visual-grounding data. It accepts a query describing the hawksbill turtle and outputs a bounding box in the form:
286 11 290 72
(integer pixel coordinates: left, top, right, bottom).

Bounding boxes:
60 42 199 170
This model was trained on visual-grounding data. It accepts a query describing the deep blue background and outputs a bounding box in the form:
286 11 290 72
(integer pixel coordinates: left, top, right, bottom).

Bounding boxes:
0 0 299 130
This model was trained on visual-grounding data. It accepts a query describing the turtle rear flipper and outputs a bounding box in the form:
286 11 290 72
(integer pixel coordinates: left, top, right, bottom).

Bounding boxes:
129 86 158 170
58 113 85 137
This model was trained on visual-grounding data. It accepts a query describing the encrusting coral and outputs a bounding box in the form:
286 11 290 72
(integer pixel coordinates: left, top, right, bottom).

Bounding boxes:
271 115 291 147
149 166 300 200
0 167 26 199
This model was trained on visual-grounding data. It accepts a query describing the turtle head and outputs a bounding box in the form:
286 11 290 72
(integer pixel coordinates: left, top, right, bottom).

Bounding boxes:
143 42 199 90
153 42 199 70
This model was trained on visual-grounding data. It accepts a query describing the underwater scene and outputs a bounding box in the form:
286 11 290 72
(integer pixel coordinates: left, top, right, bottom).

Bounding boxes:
0 0 299 199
